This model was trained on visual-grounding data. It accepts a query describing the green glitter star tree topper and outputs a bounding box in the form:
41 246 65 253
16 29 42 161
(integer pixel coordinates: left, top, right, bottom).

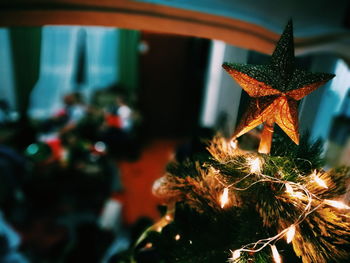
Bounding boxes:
223 20 335 154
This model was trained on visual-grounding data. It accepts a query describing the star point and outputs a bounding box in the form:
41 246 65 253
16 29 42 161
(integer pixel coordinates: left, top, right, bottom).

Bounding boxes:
223 20 335 153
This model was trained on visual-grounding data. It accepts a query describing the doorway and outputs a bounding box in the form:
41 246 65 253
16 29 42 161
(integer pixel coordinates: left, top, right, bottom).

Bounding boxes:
138 32 210 139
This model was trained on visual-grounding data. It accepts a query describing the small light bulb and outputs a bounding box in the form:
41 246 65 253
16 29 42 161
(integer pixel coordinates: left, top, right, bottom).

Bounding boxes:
231 249 241 260
145 242 153 248
249 157 262 173
220 188 229 208
293 192 304 199
230 140 237 149
271 245 282 263
175 234 181 241
312 171 328 189
165 214 172 221
285 183 294 195
325 200 350 209
286 225 296 243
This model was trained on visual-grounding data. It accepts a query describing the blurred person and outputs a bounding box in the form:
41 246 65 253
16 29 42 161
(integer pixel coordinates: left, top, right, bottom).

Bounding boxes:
36 92 87 141
59 92 87 135
76 105 104 142
104 93 133 133
100 91 141 159
115 94 133 132
34 92 88 163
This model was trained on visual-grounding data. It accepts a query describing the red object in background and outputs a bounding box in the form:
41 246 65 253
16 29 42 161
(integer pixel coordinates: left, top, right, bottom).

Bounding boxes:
105 114 122 128
54 108 67 118
46 138 64 161
117 140 179 224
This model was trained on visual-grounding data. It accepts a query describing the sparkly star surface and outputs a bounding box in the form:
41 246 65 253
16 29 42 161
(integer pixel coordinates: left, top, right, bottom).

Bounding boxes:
223 20 335 145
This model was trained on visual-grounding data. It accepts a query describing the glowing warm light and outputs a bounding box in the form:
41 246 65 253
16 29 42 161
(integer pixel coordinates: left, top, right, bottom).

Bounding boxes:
189 240 193 244
285 183 294 195
293 192 304 199
231 249 241 260
175 234 181 241
285 183 304 199
325 200 350 209
153 213 174 233
312 171 328 189
145 242 153 248
230 140 237 149
271 245 282 263
286 225 296 243
220 188 229 208
249 157 262 173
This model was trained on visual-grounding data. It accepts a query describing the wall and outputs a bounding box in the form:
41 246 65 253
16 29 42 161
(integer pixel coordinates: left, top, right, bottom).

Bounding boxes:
200 41 248 136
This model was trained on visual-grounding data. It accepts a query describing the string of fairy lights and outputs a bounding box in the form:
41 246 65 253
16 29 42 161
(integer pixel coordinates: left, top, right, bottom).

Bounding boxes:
216 139 350 263
140 137 349 263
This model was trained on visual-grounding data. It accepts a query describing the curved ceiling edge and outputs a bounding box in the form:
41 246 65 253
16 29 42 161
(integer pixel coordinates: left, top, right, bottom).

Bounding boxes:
0 0 349 62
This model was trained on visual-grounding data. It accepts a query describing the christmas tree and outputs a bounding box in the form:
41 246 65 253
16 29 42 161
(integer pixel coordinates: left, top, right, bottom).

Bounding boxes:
129 20 350 263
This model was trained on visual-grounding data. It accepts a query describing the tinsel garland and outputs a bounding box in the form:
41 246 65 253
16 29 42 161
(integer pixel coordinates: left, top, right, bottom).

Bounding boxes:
142 136 350 263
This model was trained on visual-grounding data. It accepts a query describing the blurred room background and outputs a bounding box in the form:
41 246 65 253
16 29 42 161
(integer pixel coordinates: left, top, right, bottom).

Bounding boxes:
0 0 350 262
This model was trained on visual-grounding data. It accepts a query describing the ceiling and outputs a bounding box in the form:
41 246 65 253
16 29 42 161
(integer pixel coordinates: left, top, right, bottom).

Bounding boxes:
136 0 350 37
0 0 349 61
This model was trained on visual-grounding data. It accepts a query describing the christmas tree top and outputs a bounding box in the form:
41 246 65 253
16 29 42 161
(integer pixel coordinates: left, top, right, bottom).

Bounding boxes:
129 20 350 263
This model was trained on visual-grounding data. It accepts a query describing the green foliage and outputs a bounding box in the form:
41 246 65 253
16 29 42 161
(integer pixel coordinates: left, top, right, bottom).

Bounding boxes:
235 250 271 263
127 134 350 263
135 203 269 263
271 130 325 171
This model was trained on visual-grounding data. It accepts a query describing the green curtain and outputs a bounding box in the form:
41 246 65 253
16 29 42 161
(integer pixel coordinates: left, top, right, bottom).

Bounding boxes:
118 29 140 92
9 27 42 116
